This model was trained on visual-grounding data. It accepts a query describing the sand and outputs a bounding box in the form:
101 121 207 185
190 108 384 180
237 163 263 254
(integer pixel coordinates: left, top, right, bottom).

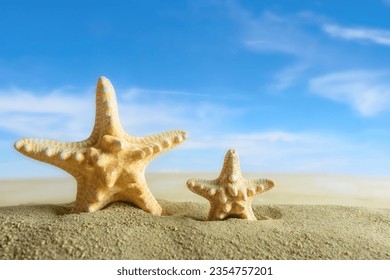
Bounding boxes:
0 201 389 260
0 173 389 260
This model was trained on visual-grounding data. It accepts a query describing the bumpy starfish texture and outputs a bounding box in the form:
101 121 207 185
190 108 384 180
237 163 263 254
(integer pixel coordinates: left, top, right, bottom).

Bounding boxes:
187 149 275 221
14 77 187 215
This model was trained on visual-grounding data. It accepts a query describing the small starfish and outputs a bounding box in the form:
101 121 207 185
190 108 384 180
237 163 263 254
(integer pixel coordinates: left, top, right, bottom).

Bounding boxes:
187 149 275 221
14 76 187 215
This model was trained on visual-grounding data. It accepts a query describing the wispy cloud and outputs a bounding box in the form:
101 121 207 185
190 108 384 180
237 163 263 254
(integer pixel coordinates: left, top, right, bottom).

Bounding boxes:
0 85 240 140
227 1 390 99
1 84 389 176
182 130 362 173
309 70 390 116
323 24 390 46
271 63 310 90
383 0 390 6
224 5 330 91
186 131 340 153
123 87 217 99
0 88 92 139
241 11 319 58
0 88 89 114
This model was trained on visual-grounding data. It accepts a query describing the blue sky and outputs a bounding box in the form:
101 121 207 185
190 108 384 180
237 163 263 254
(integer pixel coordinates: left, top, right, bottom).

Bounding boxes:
1 0 390 178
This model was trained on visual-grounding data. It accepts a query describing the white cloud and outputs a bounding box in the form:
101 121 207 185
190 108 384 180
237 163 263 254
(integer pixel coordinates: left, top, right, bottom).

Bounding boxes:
309 70 390 116
323 24 390 46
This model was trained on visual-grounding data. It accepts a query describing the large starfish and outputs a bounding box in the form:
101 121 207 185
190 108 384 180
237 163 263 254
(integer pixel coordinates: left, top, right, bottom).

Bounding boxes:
187 149 275 221
14 76 187 215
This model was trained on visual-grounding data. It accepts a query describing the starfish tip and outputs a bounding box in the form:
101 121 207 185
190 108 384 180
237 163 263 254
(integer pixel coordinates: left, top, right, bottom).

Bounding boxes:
268 179 276 188
14 139 32 153
173 131 188 144
226 149 238 159
98 76 109 84
97 76 114 94
186 179 196 188
14 139 24 151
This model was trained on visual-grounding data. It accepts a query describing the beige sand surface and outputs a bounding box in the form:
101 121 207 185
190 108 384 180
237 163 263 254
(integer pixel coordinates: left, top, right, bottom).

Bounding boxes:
0 173 389 260
0 201 389 260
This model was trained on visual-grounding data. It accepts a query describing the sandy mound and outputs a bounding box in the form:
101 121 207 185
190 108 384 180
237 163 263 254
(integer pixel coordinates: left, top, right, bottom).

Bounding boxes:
0 200 389 260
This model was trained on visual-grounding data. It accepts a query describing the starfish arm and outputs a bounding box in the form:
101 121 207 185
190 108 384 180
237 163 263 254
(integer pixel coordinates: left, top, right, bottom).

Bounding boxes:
119 176 162 216
217 149 242 182
247 178 275 195
208 205 229 221
239 203 257 221
125 129 188 160
14 137 91 176
186 178 219 198
72 176 99 213
126 190 162 216
90 76 125 138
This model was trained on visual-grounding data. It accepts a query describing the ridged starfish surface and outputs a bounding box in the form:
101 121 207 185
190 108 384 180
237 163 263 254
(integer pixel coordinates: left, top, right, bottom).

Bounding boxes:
14 77 187 215
187 149 275 220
